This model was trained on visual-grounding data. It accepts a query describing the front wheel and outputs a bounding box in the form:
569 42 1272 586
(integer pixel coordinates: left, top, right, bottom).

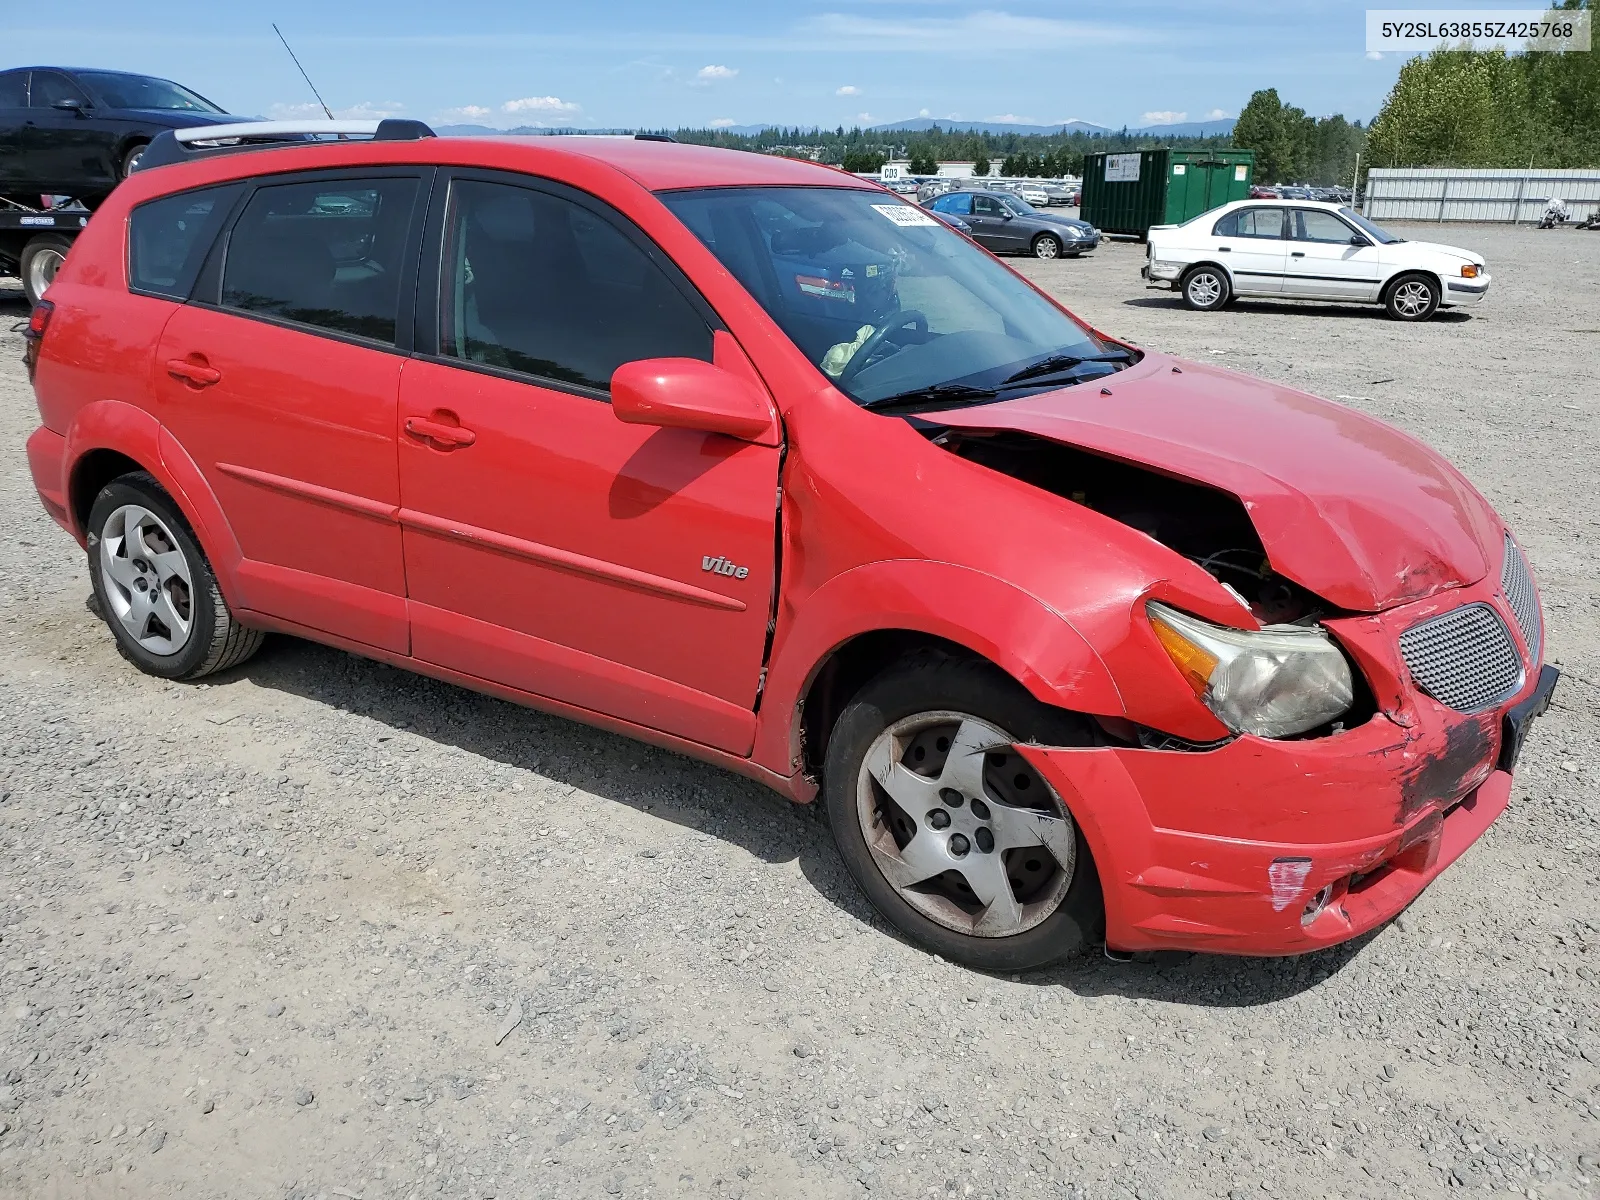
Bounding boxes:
1384 273 1440 321
1180 265 1230 311
823 653 1103 971
87 472 265 680
1032 234 1062 259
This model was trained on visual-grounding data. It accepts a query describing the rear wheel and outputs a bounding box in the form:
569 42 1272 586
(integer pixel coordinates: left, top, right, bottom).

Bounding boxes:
20 234 72 307
823 653 1102 971
1180 265 1230 311
87 472 265 680
120 143 148 178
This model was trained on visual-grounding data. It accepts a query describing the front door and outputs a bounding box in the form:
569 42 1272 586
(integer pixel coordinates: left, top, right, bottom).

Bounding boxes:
397 175 780 754
969 193 1024 251
1283 208 1383 301
22 71 111 195
153 170 427 653
1209 205 1287 296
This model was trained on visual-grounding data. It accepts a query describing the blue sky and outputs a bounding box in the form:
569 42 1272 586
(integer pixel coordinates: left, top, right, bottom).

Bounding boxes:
5 1 1511 131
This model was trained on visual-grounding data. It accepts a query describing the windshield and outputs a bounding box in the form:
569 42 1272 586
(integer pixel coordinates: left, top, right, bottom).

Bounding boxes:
77 72 224 113
660 186 1115 407
1341 207 1404 244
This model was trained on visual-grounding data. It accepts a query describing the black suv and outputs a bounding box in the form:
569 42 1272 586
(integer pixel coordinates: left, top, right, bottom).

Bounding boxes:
0 67 237 204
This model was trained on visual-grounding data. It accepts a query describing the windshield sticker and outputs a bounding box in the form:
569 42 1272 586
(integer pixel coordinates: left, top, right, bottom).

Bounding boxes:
871 204 939 227
795 274 855 301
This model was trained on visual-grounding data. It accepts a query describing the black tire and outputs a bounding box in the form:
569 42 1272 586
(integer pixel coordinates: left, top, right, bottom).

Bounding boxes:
120 142 148 179
1383 272 1440 321
1032 233 1062 260
1180 264 1231 311
20 234 73 308
87 471 265 680
823 651 1103 972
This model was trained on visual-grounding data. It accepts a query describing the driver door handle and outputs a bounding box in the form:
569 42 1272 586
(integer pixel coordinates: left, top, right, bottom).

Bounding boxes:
1291 251 1306 257
405 416 476 448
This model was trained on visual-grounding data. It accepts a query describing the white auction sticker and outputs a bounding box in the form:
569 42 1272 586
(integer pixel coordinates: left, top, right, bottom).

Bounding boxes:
1366 9 1590 52
872 204 939 227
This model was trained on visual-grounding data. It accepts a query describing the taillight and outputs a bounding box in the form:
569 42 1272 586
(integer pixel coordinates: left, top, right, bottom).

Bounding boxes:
23 299 54 382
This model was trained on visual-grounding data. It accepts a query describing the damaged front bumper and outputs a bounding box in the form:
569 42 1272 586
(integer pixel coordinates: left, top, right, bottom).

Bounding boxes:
1017 653 1557 958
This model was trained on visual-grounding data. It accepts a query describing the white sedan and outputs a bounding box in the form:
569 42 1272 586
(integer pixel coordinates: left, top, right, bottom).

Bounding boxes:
1143 200 1490 321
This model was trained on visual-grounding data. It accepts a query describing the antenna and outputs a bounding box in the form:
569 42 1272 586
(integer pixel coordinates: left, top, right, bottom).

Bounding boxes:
272 23 335 121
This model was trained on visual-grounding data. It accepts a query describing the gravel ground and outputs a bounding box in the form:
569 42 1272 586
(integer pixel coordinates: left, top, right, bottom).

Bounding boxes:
0 222 1596 1200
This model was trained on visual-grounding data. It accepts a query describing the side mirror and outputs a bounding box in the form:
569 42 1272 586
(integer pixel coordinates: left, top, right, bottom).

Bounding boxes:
52 98 86 113
611 358 776 443
1350 233 1372 247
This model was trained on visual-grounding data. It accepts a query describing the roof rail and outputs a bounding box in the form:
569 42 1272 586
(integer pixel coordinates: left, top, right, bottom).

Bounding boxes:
634 133 676 143
137 118 436 173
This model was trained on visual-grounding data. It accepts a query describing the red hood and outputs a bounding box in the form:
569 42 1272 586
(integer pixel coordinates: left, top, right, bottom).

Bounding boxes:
934 353 1499 612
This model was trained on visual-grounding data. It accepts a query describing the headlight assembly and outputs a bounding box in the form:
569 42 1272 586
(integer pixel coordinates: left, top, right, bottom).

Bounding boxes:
1147 602 1354 739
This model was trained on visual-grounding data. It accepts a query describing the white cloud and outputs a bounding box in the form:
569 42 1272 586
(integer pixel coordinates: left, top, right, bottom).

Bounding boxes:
806 11 1138 51
857 112 873 123
269 100 406 121
710 117 737 128
1141 110 1188 125
836 85 862 96
503 96 580 114
697 65 737 80
987 114 1038 124
1366 50 1384 60
918 108 930 117
439 105 493 122
1205 108 1233 120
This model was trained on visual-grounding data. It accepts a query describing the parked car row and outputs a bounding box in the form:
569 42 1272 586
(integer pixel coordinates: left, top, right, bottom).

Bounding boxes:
1251 184 1354 204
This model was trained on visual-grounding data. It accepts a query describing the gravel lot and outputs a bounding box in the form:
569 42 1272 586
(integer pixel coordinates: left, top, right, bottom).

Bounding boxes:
0 222 1596 1200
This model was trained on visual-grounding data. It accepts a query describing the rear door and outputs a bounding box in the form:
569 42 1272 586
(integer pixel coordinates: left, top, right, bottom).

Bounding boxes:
1283 208 1383 301
1208 205 1287 295
152 169 429 652
395 172 780 753
0 71 29 192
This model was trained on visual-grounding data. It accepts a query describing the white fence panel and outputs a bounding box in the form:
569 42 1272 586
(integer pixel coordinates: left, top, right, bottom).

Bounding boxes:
1365 167 1600 223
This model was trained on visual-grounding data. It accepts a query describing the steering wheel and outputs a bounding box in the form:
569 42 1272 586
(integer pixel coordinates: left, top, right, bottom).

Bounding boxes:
837 309 928 387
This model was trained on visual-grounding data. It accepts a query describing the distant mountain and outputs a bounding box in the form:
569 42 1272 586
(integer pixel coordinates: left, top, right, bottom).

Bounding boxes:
1131 118 1237 137
869 118 1112 136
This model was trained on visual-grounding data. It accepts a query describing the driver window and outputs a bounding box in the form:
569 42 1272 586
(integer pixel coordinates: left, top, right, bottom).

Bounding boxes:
973 195 1004 216
439 179 712 394
29 72 88 108
1294 210 1357 243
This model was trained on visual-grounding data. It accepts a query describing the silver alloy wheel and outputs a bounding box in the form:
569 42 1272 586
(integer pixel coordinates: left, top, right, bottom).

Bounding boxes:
855 711 1076 938
122 145 146 176
25 247 65 303
1186 270 1223 307
1392 279 1433 317
1034 235 1061 259
99 504 194 656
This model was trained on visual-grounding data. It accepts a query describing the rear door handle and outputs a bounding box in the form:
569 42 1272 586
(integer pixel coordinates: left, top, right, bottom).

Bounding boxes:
405 416 476 448
165 356 221 387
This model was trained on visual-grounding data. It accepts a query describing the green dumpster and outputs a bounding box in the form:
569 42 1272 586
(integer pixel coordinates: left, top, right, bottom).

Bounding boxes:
1080 149 1255 237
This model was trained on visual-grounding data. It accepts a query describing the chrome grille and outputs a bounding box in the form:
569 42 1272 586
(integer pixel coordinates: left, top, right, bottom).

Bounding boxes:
1500 535 1542 662
1399 602 1523 713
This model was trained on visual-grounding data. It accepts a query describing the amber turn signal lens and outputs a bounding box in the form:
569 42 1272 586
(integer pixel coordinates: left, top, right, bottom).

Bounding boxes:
1461 264 1480 278
1151 618 1219 698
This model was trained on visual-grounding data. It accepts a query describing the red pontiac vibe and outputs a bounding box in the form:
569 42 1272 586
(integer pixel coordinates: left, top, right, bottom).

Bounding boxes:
22 121 1556 970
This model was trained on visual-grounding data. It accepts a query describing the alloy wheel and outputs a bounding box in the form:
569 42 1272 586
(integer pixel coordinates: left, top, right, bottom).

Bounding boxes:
1034 236 1060 259
98 504 194 656
855 711 1076 938
25 248 65 303
1392 280 1433 317
1186 271 1223 307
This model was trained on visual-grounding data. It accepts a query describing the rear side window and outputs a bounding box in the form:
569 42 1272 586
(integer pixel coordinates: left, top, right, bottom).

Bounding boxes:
128 184 243 300
933 193 972 216
221 177 420 345
0 72 26 108
1212 207 1285 239
438 179 711 393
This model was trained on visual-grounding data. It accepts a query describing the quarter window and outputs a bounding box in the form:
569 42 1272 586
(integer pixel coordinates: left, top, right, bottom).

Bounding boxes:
439 179 712 393
1213 207 1285 239
129 184 244 300
1294 209 1357 243
221 177 420 345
